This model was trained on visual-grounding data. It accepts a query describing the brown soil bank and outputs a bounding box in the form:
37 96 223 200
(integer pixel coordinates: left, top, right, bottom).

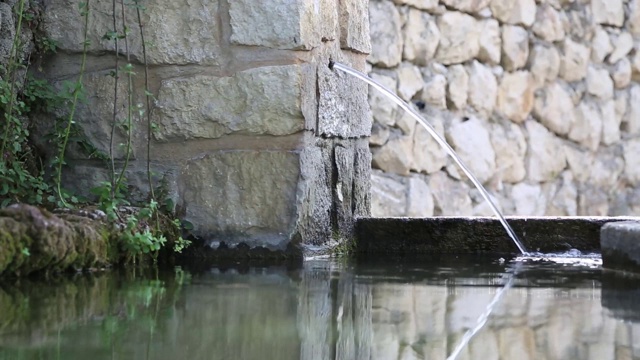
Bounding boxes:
0 204 116 276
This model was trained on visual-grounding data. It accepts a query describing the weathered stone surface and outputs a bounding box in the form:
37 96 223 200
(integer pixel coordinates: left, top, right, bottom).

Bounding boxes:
412 115 447 174
624 85 640 135
502 25 529 71
44 0 222 65
407 176 434 217
468 61 498 115
568 99 602 151
591 0 624 27
296 146 332 245
441 0 491 13
370 123 390 146
397 63 424 101
601 221 640 274
429 172 473 215
511 183 546 216
447 64 469 110
546 171 578 216
578 185 609 216
371 171 407 217
402 9 439 66
340 0 372 53
591 27 613 63
230 0 336 50
369 72 398 127
421 74 447 109
392 0 439 11
318 61 371 137
478 19 502 65
491 121 527 183
612 58 632 89
588 146 624 189
560 38 590 82
446 117 496 184
490 0 536 27
528 45 560 89
372 135 414 176
435 12 479 65
369 1 403 67
498 71 534 123
178 151 300 248
623 138 640 184
600 100 620 145
564 144 595 183
533 82 575 136
153 65 307 141
526 120 566 182
586 66 614 100
608 32 633 65
629 0 640 37
532 4 564 42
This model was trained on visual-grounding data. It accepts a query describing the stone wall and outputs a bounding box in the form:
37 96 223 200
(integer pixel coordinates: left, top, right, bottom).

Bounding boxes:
368 0 640 218
36 0 372 254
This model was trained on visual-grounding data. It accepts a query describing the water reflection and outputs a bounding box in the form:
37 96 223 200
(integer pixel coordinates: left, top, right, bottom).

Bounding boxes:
0 257 639 360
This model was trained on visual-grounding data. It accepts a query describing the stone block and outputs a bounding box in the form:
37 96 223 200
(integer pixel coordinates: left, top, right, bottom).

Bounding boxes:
623 138 640 185
44 0 221 65
411 114 447 174
295 145 332 246
600 100 620 145
478 19 501 65
498 71 534 123
429 171 472 215
569 99 602 151
560 39 590 82
420 74 447 109
592 0 624 27
490 0 536 27
153 65 309 141
502 25 529 71
407 175 434 217
368 1 403 67
608 33 633 65
591 27 613 64
372 134 413 175
177 150 301 249
435 11 479 65
612 58 632 89
369 72 398 127
402 8 439 66
339 0 371 53
491 121 526 183
526 120 566 182
468 61 497 115
446 117 496 184
371 170 407 217
447 64 469 110
528 45 560 89
532 4 564 42
624 86 640 135
230 0 336 50
533 82 575 136
441 0 490 13
601 222 640 274
396 63 423 101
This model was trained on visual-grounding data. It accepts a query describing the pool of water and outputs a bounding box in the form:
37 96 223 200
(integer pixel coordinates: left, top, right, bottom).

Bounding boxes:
0 255 639 360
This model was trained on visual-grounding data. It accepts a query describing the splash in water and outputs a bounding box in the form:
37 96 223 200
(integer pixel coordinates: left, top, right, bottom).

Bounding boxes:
330 61 529 255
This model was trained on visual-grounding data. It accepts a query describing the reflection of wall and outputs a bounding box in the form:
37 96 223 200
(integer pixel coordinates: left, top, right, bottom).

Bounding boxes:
368 0 640 218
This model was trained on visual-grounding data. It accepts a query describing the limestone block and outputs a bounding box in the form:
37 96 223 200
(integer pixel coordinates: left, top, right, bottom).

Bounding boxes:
502 25 529 71
447 64 469 110
560 39 590 82
412 115 447 174
532 4 564 42
230 0 336 50
178 151 300 248
395 107 418 135
585 67 614 101
44 0 221 65
334 143 366 237
564 144 595 183
153 65 307 141
478 19 502 65
568 99 602 151
402 9 440 66
498 71 534 123
372 134 414 175
446 117 496 184
491 121 527 183
369 1 403 67
629 0 640 37
608 33 633 64
429 171 473 215
318 61 371 138
546 171 578 216
533 82 575 135
392 0 439 11
578 184 609 216
435 11 479 65
296 146 332 245
623 138 640 184
421 74 447 109
588 146 624 189
369 72 398 127
591 27 612 64
468 61 498 115
441 0 491 13
490 0 536 27
340 0 372 53
528 45 560 89
371 123 391 146
511 183 545 216
371 170 407 217
397 63 424 101
612 58 632 89
407 176 434 217
624 85 640 135
353 142 373 218
600 100 620 146
592 0 624 27
526 120 566 182
632 51 640 82
562 7 593 41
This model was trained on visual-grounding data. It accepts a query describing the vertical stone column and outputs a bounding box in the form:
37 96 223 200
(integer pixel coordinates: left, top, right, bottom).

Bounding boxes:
39 0 371 256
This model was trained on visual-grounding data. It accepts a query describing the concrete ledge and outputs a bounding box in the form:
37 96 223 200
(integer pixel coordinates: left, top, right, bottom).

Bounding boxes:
601 221 640 273
355 216 640 255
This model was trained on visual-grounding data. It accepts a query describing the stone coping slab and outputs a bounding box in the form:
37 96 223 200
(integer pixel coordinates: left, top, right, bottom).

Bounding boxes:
355 216 640 255
601 221 640 274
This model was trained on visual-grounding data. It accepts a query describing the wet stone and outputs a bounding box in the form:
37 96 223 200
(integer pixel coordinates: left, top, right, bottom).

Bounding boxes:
601 222 640 274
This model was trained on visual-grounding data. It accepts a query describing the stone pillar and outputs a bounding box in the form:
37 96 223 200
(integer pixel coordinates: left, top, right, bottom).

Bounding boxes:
39 0 371 255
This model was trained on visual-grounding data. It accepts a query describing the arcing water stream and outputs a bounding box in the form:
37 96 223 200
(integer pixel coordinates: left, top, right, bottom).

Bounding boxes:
330 61 529 255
